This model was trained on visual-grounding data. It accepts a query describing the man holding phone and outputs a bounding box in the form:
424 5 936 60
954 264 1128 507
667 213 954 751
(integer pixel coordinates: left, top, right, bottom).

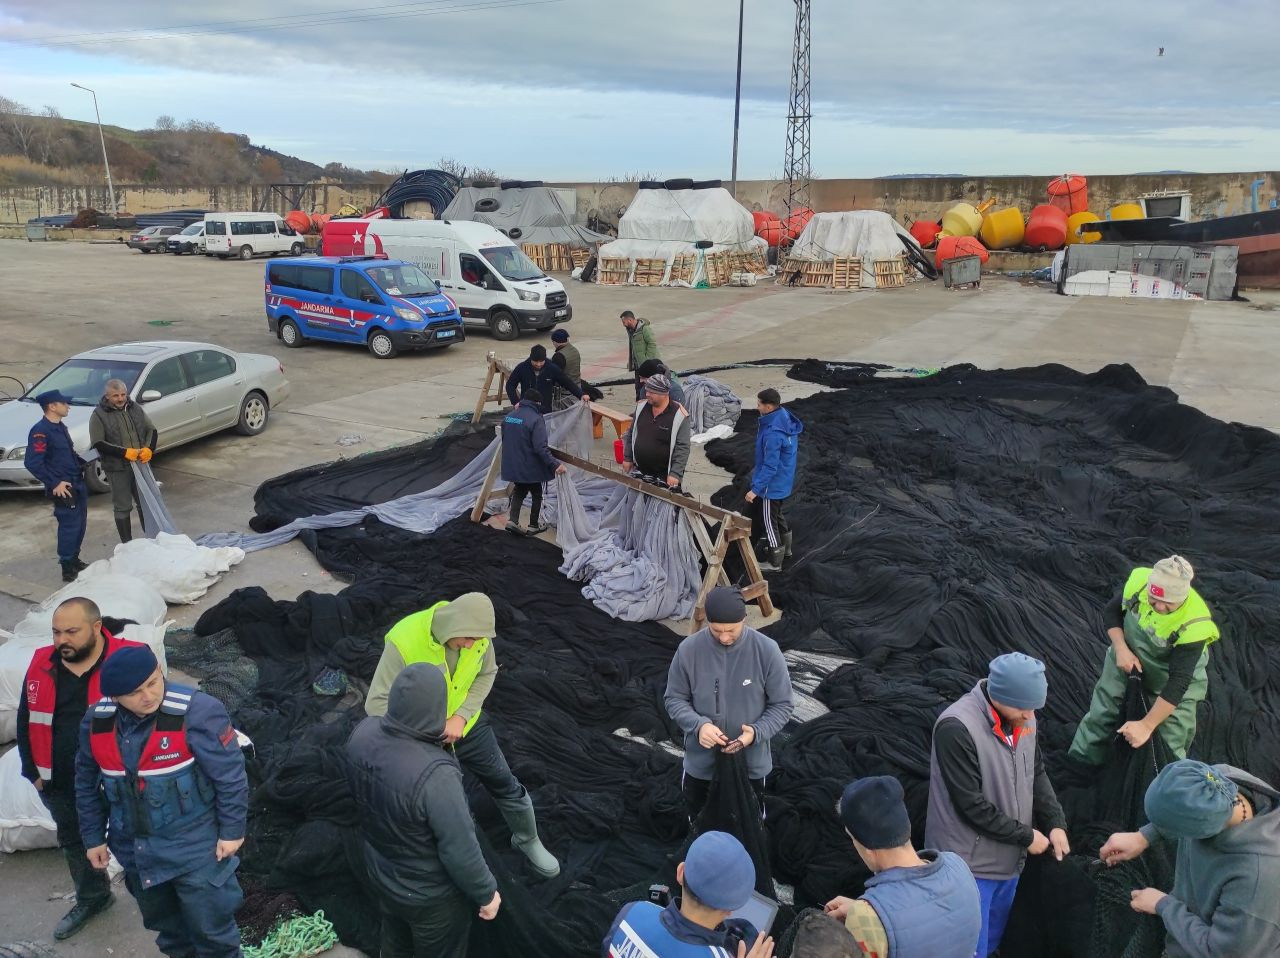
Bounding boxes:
664 588 793 823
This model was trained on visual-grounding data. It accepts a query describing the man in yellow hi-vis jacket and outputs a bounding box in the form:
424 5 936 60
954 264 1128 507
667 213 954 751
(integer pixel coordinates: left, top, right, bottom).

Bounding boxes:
365 592 560 878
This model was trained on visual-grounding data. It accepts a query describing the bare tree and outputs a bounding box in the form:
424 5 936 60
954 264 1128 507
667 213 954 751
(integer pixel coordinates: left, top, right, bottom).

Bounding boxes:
182 119 221 134
34 106 64 165
0 95 38 160
155 114 177 131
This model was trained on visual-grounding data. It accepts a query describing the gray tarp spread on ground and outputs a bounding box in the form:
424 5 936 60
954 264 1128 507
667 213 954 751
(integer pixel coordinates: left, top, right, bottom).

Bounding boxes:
555 474 702 622
442 187 611 248
681 375 742 434
134 462 179 537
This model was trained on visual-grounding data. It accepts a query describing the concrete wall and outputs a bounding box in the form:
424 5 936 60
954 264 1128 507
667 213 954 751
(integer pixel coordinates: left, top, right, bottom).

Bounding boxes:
4 171 1276 227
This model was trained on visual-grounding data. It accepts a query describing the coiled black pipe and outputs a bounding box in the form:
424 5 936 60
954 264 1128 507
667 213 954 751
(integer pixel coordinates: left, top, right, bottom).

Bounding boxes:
371 169 462 218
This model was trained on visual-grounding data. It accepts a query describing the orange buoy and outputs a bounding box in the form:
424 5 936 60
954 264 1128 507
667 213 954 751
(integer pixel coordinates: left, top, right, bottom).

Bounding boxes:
1066 211 1101 245
1025 204 1068 250
1046 174 1089 215
783 207 813 240
284 210 311 235
910 220 942 248
754 210 785 247
934 235 989 270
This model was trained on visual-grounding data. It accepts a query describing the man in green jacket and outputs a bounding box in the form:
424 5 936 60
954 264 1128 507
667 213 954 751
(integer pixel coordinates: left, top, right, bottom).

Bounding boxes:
1069 556 1220 765
364 592 560 878
1100 759 1280 958
621 310 660 399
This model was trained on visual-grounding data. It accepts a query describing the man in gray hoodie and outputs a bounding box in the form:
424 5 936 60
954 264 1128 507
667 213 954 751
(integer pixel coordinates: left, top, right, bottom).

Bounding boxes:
1100 759 1280 958
346 664 501 958
664 587 793 822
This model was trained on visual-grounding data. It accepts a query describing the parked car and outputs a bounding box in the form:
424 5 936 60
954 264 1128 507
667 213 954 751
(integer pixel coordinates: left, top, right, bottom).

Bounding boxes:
127 226 182 252
265 255 464 358
322 218 571 340
204 212 306 260
167 222 206 255
0 341 290 494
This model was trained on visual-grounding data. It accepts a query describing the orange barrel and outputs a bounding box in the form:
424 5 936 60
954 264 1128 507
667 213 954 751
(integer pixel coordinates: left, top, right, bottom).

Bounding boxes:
754 210 785 247
1046 174 1089 215
311 213 331 233
1066 211 1101 245
1024 204 1068 250
979 207 1025 250
934 235 989 270
910 220 942 248
784 207 814 240
941 203 982 237
1109 202 1143 220
284 210 311 234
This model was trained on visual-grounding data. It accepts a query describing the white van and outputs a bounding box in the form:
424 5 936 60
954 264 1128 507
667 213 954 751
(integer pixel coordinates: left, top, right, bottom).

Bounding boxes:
204 212 306 260
321 218 571 340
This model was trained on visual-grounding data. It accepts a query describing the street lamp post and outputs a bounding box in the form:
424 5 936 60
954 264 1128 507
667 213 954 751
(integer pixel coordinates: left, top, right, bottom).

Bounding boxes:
70 83 116 214
730 0 745 198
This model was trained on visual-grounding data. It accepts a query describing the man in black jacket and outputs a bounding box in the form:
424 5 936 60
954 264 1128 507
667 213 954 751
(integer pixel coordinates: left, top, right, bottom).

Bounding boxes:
346 663 501 958
505 344 585 414
88 379 157 543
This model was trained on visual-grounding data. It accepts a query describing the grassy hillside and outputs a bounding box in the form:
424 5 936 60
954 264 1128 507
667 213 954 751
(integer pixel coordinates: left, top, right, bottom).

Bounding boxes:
0 101 390 187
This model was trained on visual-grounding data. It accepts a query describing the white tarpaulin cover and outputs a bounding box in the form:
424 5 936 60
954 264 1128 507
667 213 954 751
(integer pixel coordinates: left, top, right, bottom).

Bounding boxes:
443 186 610 248
789 210 916 288
0 747 55 852
0 575 171 743
598 188 766 286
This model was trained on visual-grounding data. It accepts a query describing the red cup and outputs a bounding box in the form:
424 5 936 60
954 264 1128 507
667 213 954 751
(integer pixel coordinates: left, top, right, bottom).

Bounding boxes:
613 439 624 464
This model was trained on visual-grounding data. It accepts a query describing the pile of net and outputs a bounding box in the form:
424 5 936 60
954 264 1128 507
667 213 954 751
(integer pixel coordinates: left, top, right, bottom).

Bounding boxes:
182 360 1280 957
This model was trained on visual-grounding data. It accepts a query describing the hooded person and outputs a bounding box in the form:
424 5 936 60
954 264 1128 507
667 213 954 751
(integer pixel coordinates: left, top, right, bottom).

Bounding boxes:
745 388 804 568
925 653 1069 958
1070 556 1220 765
664 587 794 823
88 378 158 543
1100 759 1280 958
364 592 560 877
346 663 502 958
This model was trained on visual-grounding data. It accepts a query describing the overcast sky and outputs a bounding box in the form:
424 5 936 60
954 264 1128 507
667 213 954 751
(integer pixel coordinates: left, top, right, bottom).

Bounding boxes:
1 0 1277 179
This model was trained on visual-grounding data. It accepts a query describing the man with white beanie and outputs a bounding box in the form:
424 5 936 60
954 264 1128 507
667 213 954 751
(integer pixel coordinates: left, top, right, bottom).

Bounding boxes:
925 653 1069 957
1069 556 1220 765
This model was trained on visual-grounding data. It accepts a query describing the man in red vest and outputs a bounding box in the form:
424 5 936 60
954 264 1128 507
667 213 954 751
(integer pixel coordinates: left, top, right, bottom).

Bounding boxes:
16 596 141 939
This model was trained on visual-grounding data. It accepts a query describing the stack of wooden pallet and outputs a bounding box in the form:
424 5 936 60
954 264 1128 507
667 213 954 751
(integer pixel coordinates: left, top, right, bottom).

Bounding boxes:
633 259 667 286
669 254 697 285
597 258 631 285
831 257 862 289
520 243 575 272
704 251 733 287
570 248 592 269
727 248 770 276
873 255 908 289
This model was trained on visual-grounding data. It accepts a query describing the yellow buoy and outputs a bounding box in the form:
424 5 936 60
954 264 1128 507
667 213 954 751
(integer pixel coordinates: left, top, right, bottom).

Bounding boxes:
941 203 982 238
1066 211 1102 244
979 207 1026 250
1109 202 1144 221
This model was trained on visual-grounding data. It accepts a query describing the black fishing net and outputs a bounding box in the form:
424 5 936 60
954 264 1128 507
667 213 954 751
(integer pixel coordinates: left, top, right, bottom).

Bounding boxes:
185 360 1280 958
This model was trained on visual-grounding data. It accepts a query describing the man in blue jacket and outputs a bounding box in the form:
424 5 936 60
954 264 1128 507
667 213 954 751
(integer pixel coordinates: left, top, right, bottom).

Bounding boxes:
75 646 249 958
24 389 90 582
745 389 803 568
501 389 566 534
506 344 586 414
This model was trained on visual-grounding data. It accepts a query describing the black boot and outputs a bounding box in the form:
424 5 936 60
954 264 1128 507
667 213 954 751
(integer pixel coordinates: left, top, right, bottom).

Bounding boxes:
60 560 78 583
782 531 793 559
69 556 88 572
54 894 114 940
115 514 132 543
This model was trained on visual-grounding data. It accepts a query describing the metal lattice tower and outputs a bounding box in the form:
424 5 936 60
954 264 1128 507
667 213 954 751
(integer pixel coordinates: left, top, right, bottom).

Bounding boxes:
783 0 812 221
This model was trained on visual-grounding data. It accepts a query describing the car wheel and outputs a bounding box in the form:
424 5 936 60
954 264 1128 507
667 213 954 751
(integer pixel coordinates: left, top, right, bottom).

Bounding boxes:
489 309 519 341
84 460 111 494
238 245 253 260
235 391 269 436
290 242 304 256
367 329 397 358
279 319 304 347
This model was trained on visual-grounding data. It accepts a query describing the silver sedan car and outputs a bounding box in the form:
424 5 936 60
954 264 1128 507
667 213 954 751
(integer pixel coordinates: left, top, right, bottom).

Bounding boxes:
0 341 290 493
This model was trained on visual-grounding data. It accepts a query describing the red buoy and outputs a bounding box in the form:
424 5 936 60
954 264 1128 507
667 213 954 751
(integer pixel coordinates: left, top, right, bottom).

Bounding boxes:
1025 204 1069 250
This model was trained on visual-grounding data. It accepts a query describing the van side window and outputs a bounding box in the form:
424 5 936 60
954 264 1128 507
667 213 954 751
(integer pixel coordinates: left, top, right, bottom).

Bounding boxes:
231 221 251 236
254 221 276 235
268 264 298 288
460 253 494 288
206 221 226 235
340 271 382 304
295 266 333 294
140 356 193 398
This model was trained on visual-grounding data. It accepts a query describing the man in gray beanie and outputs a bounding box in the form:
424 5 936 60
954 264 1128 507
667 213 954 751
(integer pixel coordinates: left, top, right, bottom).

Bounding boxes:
1100 759 1280 958
664 587 793 823
622 373 691 488
1070 556 1220 765
925 653 1069 957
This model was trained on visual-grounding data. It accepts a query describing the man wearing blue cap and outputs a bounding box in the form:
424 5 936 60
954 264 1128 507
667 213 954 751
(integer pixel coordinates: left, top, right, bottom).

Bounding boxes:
1100 759 1280 958
602 830 775 957
74 646 249 957
24 389 90 582
925 653 1069 957
825 776 981 957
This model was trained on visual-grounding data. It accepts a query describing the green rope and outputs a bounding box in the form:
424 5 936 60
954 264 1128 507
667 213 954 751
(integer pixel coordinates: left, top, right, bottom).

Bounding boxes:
242 910 338 958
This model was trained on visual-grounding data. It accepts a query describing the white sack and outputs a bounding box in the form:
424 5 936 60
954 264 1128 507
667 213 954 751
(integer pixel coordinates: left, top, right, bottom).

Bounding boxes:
0 747 55 853
82 533 244 604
